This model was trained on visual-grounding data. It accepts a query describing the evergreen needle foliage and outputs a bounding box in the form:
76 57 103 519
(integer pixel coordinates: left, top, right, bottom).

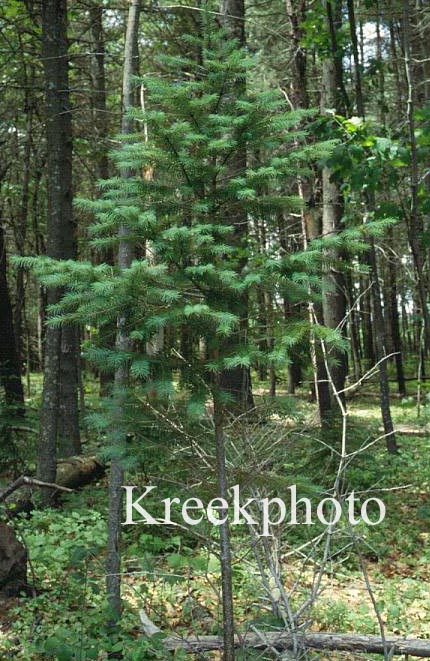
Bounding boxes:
25 16 339 435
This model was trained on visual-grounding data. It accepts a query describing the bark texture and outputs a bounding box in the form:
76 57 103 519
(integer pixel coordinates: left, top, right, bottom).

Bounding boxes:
161 630 430 657
0 221 25 415
218 0 254 415
213 399 235 661
368 235 398 454
106 0 141 622
321 1 347 413
385 230 406 397
38 0 80 491
0 521 28 597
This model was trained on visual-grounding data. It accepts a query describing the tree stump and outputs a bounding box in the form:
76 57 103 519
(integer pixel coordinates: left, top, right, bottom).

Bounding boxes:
0 521 27 596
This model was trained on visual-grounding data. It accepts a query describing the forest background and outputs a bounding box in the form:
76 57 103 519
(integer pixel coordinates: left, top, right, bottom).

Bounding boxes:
1 0 430 659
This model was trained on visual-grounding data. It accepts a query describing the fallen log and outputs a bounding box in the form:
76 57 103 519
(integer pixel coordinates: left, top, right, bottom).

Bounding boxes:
1 456 105 514
55 456 105 489
379 424 430 437
139 610 430 656
162 630 430 657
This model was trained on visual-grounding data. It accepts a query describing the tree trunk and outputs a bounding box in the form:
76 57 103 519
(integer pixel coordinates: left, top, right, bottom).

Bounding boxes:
106 0 141 623
213 396 235 661
287 359 302 395
346 0 364 116
324 0 349 114
58 324 81 454
285 0 330 419
345 270 361 382
321 1 348 412
375 8 387 127
38 0 80 490
90 6 110 184
256 286 268 381
31 167 45 373
385 230 406 397
368 235 398 454
3 457 105 515
360 264 375 366
303 201 332 423
401 294 412 352
13 93 33 370
89 5 115 397
218 0 254 415
285 0 309 109
221 0 245 44
0 521 28 597
0 220 25 416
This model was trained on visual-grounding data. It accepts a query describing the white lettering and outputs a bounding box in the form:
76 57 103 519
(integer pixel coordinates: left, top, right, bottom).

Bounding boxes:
122 486 158 525
182 498 204 525
260 497 286 537
316 497 342 525
289 485 314 525
346 492 361 525
361 498 386 526
231 484 257 525
161 496 181 524
207 497 229 525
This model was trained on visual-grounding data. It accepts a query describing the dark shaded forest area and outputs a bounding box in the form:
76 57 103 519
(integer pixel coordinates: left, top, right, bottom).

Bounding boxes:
1 0 430 659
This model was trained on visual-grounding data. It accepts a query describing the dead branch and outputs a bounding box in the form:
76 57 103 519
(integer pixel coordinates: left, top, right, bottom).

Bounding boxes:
0 476 73 503
156 630 430 657
0 457 105 514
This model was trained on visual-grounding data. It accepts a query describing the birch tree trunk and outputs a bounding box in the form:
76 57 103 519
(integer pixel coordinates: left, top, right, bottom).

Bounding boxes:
321 0 347 416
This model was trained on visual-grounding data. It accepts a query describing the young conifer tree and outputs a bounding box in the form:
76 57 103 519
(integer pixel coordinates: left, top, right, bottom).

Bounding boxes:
22 12 336 640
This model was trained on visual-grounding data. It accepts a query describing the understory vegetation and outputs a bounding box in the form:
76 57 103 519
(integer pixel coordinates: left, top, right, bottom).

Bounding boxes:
1 373 430 659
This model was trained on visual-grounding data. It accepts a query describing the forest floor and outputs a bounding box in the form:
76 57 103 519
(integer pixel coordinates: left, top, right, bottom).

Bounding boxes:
1 375 430 659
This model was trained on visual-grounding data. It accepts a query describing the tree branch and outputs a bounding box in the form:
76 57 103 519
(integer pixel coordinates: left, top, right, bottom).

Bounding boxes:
0 476 73 503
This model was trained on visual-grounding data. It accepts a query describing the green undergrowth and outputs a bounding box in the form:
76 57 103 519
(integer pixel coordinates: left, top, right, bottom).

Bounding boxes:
1 383 430 659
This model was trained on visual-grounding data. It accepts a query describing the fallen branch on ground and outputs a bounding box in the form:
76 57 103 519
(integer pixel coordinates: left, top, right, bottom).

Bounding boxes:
379 424 430 437
163 632 430 656
139 614 430 659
